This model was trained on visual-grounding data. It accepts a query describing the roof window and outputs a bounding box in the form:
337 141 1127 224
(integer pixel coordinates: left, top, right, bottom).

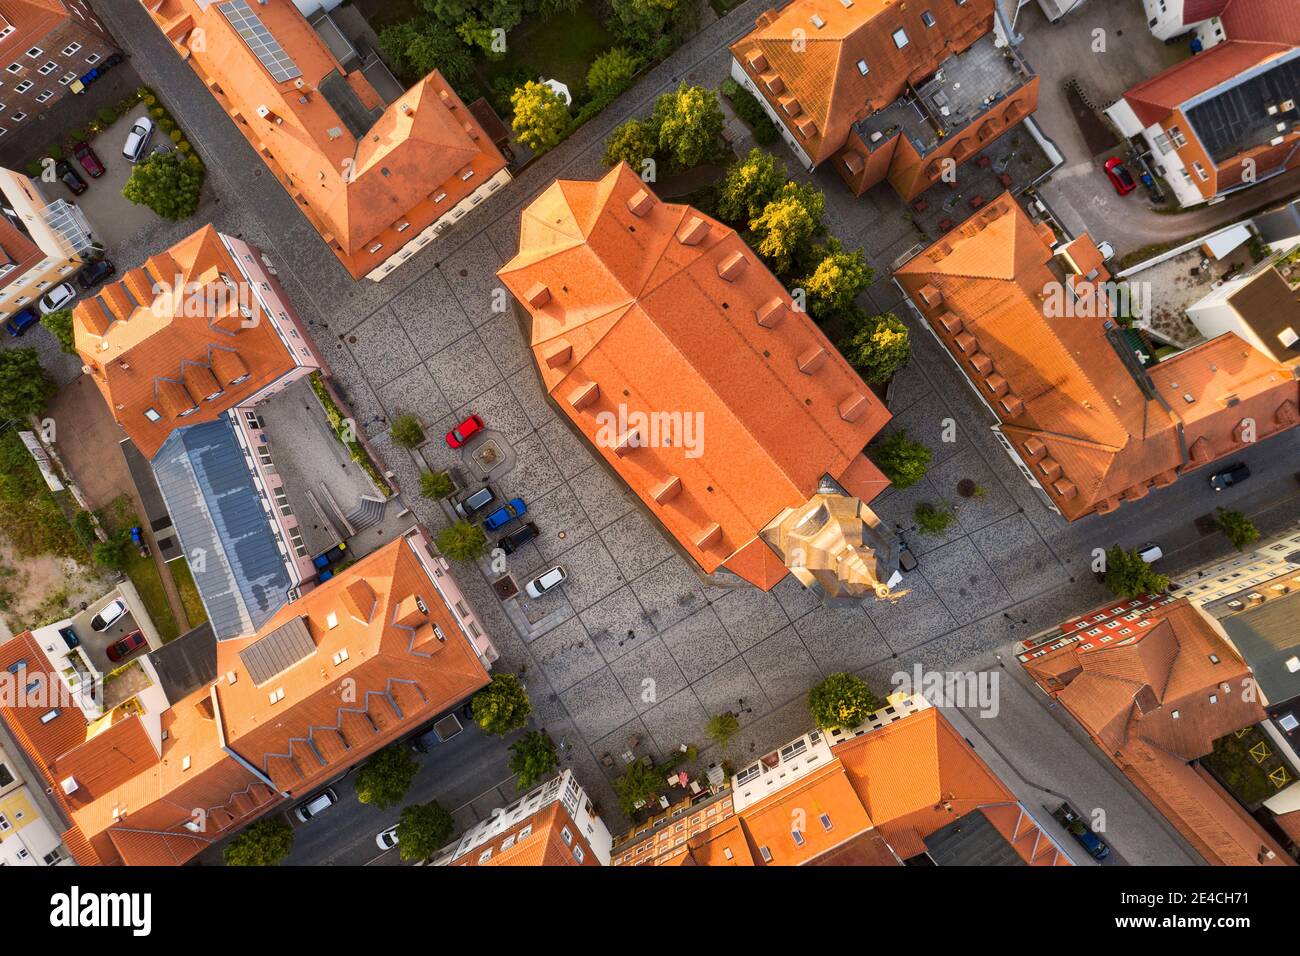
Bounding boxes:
810 13 825 27
857 59 869 75
892 28 910 48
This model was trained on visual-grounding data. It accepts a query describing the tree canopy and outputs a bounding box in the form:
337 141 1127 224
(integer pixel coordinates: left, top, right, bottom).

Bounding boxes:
614 757 661 814
508 730 559 790
1101 545 1169 598
122 151 204 221
472 672 532 735
1215 508 1260 551
436 521 488 561
511 80 571 153
837 312 910 384
868 430 932 488
749 182 825 276
800 238 874 319
716 148 788 225
378 18 476 88
39 308 76 355
651 83 724 169
224 818 294 866
808 673 882 731
0 348 56 421
355 744 420 809
602 117 657 170
395 801 456 862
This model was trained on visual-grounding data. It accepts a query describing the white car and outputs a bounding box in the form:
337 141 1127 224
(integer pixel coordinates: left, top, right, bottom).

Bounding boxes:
122 117 154 163
293 788 337 823
524 565 567 599
89 598 129 632
376 825 399 851
38 282 76 315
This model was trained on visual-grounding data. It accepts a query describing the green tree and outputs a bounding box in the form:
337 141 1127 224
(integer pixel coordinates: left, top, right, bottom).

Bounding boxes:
1102 545 1169 598
395 801 455 862
472 672 532 735
436 521 488 561
837 312 911 384
602 117 657 169
508 730 558 790
0 348 56 421
378 18 475 88
1215 508 1260 551
913 502 954 535
749 182 825 276
586 47 640 104
420 470 455 499
355 744 420 809
122 151 203 221
390 414 425 449
40 308 77 355
511 80 571 153
716 147 787 225
607 0 692 52
705 712 739 747
224 818 294 866
799 238 874 319
614 757 661 814
808 673 882 731
868 430 932 489
92 532 129 572
651 83 725 169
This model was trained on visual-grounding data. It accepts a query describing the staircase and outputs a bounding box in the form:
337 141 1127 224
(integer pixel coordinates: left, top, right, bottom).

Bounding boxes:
345 495 387 535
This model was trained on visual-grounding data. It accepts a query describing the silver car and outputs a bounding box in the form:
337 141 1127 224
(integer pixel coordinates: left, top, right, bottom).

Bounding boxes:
122 117 155 163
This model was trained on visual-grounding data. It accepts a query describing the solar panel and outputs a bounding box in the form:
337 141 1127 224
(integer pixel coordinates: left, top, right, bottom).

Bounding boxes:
219 0 301 84
239 616 315 685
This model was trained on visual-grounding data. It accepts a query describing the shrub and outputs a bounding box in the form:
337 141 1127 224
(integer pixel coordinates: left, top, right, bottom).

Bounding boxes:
1215 508 1260 551
45 145 64 161
1102 545 1169 598
721 77 777 146
389 414 425 449
0 347 57 420
39 308 76 355
122 151 204 221
169 129 183 143
509 730 559 790
224 818 294 866
587 47 640 104
92 533 129 572
436 521 487 561
96 106 117 125
614 758 661 815
72 511 97 551
419 470 455 500
914 502 954 535
705 712 739 747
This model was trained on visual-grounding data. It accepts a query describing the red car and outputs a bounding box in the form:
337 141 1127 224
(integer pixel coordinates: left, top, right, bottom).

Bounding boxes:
72 141 105 178
446 414 485 448
1103 157 1137 196
106 629 147 663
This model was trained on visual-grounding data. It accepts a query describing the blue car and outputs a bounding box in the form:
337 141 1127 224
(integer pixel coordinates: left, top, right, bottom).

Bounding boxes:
4 307 38 337
483 498 526 531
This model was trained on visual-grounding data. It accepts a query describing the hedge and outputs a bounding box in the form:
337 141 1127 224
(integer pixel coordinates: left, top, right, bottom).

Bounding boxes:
722 77 778 146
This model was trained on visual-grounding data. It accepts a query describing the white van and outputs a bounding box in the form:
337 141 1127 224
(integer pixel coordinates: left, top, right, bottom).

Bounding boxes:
1137 543 1163 564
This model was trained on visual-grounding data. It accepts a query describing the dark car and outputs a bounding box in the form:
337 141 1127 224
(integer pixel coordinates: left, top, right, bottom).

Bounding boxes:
106 629 147 663
1053 801 1110 861
56 160 87 196
58 626 80 650
498 521 539 555
1103 157 1137 196
454 485 497 520
1210 462 1251 492
4 307 39 337
75 258 115 290
72 141 105 178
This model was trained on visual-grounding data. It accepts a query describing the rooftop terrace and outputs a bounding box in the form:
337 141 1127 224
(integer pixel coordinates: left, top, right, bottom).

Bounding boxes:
854 32 1034 158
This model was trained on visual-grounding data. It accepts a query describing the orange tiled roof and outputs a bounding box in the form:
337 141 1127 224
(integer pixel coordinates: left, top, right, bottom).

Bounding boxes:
1217 0 1300 45
454 802 597 866
142 0 507 279
72 225 302 459
214 535 490 797
498 165 891 589
729 0 994 164
896 195 1299 519
1025 599 1294 867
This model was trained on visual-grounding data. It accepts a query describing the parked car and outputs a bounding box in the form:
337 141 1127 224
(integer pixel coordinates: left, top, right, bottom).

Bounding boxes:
55 160 86 196
4 307 39 337
483 498 526 531
293 788 338 823
75 258 115 290
90 598 129 632
446 413 485 448
1210 462 1251 492
898 541 918 573
122 117 155 163
376 825 399 851
524 565 567 598
1053 801 1110 861
454 485 497 520
38 282 76 315
1137 543 1163 564
72 141 105 178
499 521 539 555
58 626 80 650
106 629 147 663
1103 157 1137 196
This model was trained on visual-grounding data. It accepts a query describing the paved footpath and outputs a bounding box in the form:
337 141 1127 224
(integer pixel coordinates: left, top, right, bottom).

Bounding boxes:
96 0 1300 856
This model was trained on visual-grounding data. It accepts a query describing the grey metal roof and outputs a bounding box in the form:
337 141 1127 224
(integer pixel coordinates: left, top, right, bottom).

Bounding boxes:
147 621 217 702
1221 591 1300 707
319 69 381 139
239 616 315 686
151 415 293 641
1255 200 1300 246
922 810 1027 866
1185 52 1300 164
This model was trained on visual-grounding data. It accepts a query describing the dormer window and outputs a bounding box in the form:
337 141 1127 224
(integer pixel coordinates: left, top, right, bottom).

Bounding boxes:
229 372 251 385
205 388 224 401
144 407 161 422
177 405 198 418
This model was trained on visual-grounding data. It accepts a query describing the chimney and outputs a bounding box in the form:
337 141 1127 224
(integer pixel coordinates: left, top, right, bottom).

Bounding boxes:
524 282 551 308
716 251 748 281
676 216 710 245
695 523 722 549
626 188 654 217
838 393 868 422
797 346 827 374
613 428 642 457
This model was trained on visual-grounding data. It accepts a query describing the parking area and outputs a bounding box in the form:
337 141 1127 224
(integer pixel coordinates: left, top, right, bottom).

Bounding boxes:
68 587 146 674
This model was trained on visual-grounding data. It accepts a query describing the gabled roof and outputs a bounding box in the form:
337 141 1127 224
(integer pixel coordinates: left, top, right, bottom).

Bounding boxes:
1216 0 1300 45
1121 40 1292 129
729 0 995 164
897 195 1299 519
499 166 891 589
142 0 507 279
214 535 490 795
152 415 294 641
72 225 301 459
